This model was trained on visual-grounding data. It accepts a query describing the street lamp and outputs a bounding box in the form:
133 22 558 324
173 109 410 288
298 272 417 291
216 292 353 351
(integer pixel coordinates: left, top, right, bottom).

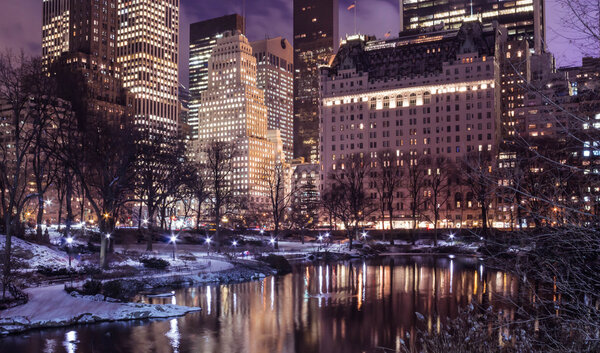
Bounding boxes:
269 237 276 247
232 240 238 247
449 233 455 245
105 233 111 251
66 236 73 267
205 236 212 255
170 234 177 260
361 231 368 240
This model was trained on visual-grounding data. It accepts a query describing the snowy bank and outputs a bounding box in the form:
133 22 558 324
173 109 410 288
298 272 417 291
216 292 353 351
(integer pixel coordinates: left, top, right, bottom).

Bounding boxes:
0 283 200 335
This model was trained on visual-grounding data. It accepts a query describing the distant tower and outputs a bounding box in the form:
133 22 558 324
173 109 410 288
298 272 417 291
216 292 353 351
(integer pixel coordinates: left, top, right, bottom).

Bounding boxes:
117 0 179 136
189 14 245 141
42 0 126 114
399 0 545 53
293 0 339 163
250 37 294 161
198 32 276 206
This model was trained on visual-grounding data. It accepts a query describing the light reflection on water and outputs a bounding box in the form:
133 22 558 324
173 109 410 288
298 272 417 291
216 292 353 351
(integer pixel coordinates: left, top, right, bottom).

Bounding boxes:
0 256 519 353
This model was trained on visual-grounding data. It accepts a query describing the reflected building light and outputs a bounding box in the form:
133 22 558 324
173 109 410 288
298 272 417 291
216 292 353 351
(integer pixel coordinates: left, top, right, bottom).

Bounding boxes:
450 260 454 294
63 330 77 353
362 262 367 303
271 276 275 310
166 318 180 353
233 293 237 310
44 338 58 353
206 286 212 315
319 265 323 294
326 265 330 294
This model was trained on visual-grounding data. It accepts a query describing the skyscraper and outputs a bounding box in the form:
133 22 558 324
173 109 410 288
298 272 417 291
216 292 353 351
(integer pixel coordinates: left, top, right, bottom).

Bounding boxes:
117 0 179 136
293 0 339 163
198 31 276 206
189 14 245 140
251 37 294 161
42 0 126 113
400 0 545 54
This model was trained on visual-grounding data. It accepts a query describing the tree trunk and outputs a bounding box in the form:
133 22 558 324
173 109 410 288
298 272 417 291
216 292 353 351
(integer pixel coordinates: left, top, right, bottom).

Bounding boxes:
36 196 44 242
146 206 155 251
3 214 12 298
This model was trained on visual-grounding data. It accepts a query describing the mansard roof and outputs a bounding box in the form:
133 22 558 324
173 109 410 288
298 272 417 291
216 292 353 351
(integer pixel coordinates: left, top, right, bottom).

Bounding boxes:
326 21 499 81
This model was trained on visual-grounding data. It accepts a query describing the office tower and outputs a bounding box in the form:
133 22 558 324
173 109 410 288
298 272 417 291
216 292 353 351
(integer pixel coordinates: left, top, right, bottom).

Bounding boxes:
293 0 339 163
319 21 504 228
400 0 545 54
42 0 126 113
117 0 179 136
198 31 276 206
251 37 294 161
189 14 245 140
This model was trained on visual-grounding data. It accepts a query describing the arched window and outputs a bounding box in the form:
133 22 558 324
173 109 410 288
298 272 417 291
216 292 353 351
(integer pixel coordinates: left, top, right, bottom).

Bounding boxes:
383 96 390 108
423 91 431 104
396 95 403 107
370 97 376 110
409 93 417 106
455 192 463 208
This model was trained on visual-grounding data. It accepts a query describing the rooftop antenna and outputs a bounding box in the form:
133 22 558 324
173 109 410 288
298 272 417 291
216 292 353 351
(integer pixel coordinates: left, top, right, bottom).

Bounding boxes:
242 0 247 34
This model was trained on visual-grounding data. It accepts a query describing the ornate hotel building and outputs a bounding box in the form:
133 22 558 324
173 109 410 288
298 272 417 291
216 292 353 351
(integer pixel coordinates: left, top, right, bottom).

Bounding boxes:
250 37 294 161
319 21 505 228
117 0 179 136
400 0 545 54
197 31 276 206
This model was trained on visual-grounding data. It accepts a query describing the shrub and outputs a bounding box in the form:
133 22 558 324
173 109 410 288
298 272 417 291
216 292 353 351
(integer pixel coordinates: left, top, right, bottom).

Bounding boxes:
81 279 102 295
140 257 170 269
258 254 292 274
101 280 123 299
37 265 76 277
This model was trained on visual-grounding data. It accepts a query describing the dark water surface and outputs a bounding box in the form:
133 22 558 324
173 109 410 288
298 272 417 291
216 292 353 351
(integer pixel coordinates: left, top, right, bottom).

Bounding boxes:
0 256 517 353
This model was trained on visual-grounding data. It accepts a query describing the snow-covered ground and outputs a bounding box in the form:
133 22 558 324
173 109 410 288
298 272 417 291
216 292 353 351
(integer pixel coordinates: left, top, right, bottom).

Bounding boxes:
0 234 79 269
0 284 200 334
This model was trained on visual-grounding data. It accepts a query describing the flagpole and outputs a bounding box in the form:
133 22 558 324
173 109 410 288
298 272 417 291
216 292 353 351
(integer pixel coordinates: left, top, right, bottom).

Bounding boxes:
354 1 358 34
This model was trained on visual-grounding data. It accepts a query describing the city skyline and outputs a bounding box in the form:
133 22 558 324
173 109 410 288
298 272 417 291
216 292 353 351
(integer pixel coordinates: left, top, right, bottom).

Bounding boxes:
0 0 588 87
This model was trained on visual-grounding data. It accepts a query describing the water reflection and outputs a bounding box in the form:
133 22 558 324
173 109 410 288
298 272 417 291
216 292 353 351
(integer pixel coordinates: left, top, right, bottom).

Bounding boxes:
0 256 519 353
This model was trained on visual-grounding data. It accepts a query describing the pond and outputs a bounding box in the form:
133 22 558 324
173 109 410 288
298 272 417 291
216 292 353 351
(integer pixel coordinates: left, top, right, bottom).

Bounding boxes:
0 256 518 353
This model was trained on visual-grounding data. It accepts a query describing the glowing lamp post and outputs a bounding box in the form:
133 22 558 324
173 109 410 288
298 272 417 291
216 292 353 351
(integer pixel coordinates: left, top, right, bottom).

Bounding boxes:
205 236 212 255
361 231 368 241
66 236 73 267
449 233 455 245
170 234 178 260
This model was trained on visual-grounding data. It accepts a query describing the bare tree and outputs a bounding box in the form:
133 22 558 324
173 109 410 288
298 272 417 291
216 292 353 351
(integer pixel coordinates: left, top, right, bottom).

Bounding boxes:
404 154 428 244
327 154 373 250
266 162 294 249
426 156 453 246
289 179 319 244
0 53 44 296
461 150 496 237
135 132 188 251
375 150 403 245
202 140 238 252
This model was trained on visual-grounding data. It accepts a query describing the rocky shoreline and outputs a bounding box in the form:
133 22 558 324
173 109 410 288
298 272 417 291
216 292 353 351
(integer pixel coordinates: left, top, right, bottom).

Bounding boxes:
0 260 279 335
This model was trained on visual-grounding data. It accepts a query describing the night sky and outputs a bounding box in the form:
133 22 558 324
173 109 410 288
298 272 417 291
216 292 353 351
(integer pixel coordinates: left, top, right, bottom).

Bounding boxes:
0 0 587 86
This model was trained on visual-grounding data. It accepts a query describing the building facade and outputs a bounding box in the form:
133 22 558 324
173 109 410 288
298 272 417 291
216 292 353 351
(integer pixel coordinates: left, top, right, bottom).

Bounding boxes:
400 0 545 54
117 0 179 136
251 37 294 161
42 0 127 114
319 21 505 228
197 31 276 207
293 0 339 163
189 14 245 141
